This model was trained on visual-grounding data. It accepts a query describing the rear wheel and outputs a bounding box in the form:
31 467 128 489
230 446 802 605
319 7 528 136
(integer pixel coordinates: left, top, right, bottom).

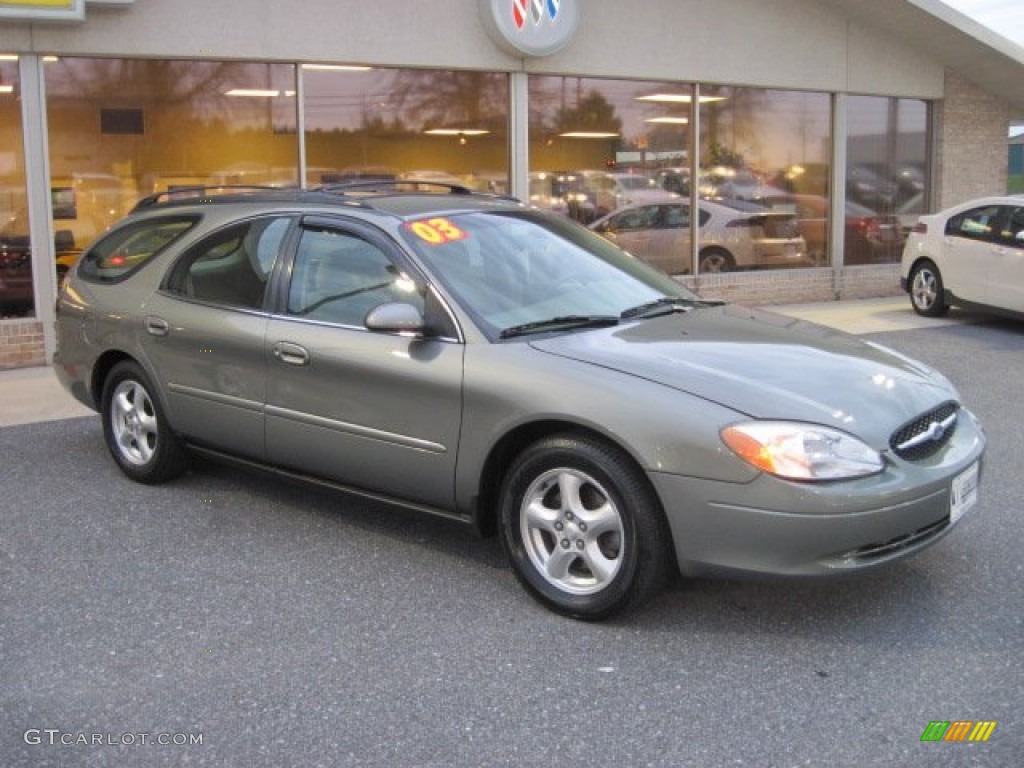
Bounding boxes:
909 260 949 317
499 433 672 620
698 247 734 273
101 361 187 483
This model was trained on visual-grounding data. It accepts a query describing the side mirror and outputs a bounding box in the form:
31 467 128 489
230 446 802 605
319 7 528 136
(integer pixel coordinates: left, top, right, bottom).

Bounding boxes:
364 302 426 335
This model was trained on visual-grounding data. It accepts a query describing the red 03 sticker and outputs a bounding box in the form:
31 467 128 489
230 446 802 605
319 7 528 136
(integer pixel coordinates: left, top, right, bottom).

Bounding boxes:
406 218 469 245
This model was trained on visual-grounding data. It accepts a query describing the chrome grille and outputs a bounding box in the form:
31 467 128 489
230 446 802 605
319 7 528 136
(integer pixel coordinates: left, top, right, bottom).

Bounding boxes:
890 401 959 461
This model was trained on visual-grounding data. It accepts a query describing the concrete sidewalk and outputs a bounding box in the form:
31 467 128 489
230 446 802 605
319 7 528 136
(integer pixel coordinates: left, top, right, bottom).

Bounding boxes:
0 296 979 428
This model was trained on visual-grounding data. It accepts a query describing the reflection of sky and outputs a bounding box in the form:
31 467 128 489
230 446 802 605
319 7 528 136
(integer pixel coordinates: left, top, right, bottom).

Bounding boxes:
302 69 400 131
940 0 1024 46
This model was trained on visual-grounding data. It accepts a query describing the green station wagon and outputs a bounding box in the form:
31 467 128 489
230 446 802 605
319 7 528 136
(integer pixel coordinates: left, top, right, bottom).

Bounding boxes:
55 184 985 619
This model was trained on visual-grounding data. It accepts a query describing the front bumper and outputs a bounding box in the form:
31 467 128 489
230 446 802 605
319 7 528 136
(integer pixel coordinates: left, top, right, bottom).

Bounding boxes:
648 416 985 577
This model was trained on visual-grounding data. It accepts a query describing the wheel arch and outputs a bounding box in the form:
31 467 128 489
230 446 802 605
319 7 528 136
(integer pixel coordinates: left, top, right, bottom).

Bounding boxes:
90 349 171 419
471 418 659 540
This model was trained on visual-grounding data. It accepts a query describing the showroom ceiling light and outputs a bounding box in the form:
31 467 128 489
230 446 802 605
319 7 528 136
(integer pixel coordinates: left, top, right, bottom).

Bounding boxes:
225 89 281 98
558 131 619 139
635 93 726 104
645 117 689 124
423 129 490 136
302 63 373 72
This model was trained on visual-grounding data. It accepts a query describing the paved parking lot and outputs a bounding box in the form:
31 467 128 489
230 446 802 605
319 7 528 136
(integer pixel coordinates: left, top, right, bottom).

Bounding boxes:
1 301 1022 766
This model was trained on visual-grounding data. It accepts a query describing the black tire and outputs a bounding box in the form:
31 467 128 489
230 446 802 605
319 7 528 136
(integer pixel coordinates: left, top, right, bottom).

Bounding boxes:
499 433 672 620
698 247 734 273
101 361 188 484
909 259 949 317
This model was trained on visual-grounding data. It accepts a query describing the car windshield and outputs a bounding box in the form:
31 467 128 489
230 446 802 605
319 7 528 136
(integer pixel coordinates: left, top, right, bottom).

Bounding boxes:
400 209 698 340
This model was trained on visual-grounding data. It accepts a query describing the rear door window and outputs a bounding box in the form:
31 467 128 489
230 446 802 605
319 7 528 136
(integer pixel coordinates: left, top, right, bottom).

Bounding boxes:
164 216 292 310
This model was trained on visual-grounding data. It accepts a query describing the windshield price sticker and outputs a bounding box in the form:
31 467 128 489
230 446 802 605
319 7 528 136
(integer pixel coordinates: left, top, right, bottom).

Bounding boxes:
406 218 469 245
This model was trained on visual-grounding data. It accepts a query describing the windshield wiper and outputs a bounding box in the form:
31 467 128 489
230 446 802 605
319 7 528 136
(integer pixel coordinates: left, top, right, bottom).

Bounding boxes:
499 315 620 339
619 296 724 320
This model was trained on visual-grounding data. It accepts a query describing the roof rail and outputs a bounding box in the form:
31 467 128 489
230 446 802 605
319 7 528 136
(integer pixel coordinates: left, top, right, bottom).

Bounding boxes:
316 180 475 196
131 185 296 210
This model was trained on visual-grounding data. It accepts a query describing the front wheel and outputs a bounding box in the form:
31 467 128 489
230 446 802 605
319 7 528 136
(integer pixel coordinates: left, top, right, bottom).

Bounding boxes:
499 433 672 620
909 260 949 317
101 361 188 484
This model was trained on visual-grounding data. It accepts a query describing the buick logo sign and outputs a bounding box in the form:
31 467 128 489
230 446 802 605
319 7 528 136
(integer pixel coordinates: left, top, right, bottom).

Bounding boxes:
479 0 579 57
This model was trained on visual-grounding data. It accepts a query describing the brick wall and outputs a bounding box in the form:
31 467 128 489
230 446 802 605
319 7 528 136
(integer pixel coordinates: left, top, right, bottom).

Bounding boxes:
679 265 902 306
937 72 1011 208
0 320 47 370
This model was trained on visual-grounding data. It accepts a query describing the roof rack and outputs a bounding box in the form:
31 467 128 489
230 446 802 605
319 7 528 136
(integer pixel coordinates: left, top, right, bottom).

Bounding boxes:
316 180 475 196
132 185 297 210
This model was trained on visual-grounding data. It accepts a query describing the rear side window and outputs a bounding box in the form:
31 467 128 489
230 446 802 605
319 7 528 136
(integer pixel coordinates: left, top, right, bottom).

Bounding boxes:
78 215 198 283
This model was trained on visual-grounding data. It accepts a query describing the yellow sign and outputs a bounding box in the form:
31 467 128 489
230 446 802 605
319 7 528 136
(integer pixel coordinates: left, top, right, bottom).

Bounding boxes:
0 0 84 21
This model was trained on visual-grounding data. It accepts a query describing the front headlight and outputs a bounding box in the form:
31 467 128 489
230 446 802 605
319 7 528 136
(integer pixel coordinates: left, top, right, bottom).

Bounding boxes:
721 422 884 481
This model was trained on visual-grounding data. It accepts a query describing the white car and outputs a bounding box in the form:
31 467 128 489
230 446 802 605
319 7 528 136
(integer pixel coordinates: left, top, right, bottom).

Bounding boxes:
590 199 809 274
901 195 1024 317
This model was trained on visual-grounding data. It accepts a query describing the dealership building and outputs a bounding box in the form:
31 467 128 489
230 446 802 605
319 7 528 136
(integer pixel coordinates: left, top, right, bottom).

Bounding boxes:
1 0 1023 369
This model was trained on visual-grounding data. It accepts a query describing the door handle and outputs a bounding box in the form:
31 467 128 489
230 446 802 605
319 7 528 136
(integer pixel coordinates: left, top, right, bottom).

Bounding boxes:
272 341 310 366
145 316 170 337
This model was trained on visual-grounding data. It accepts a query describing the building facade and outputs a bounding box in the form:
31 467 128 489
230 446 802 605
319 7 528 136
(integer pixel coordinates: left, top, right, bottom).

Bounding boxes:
1 0 1023 368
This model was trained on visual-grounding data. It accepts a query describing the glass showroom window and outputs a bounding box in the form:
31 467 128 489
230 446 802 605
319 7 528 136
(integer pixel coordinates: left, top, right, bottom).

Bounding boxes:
699 87 830 271
529 76 694 275
0 56 34 319
846 96 928 264
301 65 508 193
44 58 298 263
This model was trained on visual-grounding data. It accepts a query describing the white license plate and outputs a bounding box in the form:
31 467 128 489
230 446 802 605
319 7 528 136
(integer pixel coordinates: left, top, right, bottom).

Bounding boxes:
950 462 979 524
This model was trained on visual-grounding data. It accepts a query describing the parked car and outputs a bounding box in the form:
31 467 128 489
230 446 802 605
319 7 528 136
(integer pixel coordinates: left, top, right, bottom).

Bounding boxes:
759 193 902 265
579 170 678 216
901 195 1024 317
529 171 596 223
698 168 786 202
0 236 33 316
56 185 985 620
589 199 810 274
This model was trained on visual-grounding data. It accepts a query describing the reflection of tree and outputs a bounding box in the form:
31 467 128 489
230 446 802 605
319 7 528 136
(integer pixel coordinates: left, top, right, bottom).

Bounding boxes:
700 86 768 170
390 71 507 130
555 90 622 135
48 59 238 114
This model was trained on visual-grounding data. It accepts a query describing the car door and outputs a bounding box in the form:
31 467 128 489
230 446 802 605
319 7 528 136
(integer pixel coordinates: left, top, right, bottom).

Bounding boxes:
264 216 464 510
942 204 1002 305
988 204 1024 312
146 215 293 459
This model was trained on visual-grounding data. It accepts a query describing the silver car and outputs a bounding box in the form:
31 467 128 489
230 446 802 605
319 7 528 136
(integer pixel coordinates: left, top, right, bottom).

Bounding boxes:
56 185 985 620
590 199 810 274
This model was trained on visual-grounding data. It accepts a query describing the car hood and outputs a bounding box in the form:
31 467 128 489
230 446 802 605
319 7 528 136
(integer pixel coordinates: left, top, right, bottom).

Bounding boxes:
528 305 955 436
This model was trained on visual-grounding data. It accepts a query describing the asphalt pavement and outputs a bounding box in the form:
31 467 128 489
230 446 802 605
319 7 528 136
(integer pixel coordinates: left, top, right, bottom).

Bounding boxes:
1 298 1021 767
